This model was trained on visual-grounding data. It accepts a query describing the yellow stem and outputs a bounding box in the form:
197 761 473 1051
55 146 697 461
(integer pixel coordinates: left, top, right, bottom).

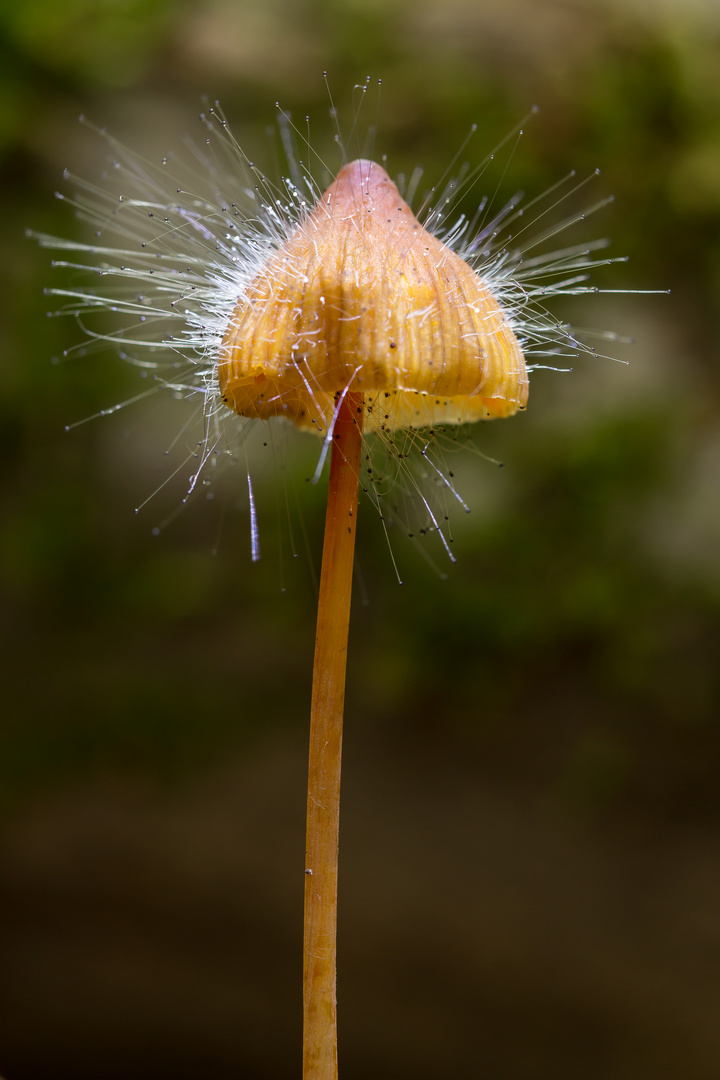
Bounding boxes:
303 392 363 1080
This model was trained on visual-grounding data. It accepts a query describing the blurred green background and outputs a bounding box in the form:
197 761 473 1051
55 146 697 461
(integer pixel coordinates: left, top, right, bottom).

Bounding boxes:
2 0 720 1077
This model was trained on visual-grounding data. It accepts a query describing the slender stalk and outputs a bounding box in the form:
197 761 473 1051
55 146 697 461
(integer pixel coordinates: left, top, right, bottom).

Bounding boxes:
303 391 363 1080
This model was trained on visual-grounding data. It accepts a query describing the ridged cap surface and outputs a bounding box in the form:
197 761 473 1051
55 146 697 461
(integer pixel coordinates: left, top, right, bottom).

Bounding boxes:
218 159 528 433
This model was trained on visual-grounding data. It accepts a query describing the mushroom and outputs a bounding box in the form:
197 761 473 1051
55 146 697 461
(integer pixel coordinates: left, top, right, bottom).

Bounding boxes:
220 159 528 1080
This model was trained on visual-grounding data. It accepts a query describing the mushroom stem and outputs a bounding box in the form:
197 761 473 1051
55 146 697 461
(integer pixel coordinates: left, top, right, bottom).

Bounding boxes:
303 391 363 1080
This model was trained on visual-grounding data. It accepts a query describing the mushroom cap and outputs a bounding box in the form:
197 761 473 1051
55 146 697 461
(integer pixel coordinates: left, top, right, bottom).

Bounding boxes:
218 159 528 434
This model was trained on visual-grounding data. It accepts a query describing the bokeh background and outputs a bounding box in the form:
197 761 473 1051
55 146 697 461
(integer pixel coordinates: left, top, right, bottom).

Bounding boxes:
2 0 720 1077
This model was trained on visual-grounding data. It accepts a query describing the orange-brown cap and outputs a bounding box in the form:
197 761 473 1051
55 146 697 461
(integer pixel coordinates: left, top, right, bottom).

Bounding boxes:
218 159 528 434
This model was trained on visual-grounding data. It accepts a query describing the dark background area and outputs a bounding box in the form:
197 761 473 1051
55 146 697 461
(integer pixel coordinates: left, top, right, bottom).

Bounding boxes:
2 1 720 1077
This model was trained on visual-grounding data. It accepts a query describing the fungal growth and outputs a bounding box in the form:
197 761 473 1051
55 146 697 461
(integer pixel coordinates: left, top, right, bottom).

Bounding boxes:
218 159 528 1080
36 101 637 1080
218 159 528 434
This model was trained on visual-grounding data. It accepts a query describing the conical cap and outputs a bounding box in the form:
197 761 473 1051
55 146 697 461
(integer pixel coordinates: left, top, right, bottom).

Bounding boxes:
219 159 528 433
